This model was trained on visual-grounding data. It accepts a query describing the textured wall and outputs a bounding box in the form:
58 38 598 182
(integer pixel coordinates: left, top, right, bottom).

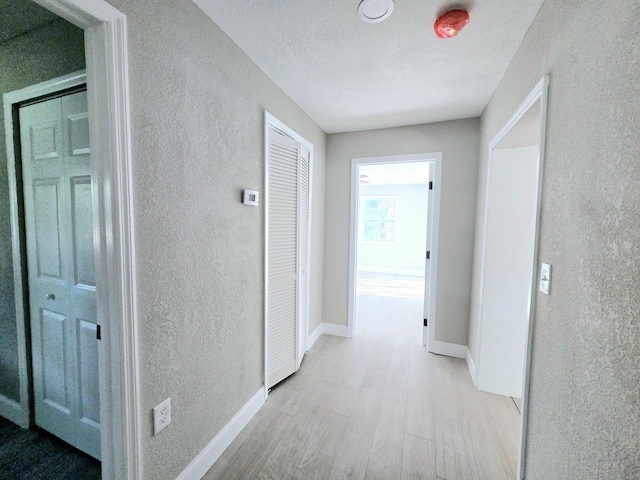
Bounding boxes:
324 119 479 345
0 19 85 403
103 1 326 478
469 0 640 477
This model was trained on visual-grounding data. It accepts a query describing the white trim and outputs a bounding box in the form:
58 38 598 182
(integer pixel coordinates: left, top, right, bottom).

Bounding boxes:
306 323 350 346
465 347 477 385
265 112 314 148
424 161 441 351
0 396 26 428
473 76 549 480
305 144 314 366
357 266 424 277
176 387 266 480
322 322 350 338
263 113 270 400
348 153 442 344
428 340 467 359
264 112 314 391
518 75 549 480
26 2 140 478
306 323 324 350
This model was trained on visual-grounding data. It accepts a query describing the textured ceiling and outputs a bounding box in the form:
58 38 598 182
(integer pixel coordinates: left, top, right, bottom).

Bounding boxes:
0 0 59 44
193 0 545 133
360 162 430 185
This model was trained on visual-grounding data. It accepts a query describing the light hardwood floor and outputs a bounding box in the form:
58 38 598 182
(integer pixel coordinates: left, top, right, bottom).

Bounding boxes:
204 293 520 480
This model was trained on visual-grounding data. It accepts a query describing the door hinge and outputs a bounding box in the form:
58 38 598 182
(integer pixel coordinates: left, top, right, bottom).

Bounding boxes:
426 250 431 260
423 318 428 327
429 181 433 190
96 325 101 341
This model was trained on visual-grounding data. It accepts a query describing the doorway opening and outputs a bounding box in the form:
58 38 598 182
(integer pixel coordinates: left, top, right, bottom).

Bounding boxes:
348 153 442 348
474 76 549 479
2 1 139 478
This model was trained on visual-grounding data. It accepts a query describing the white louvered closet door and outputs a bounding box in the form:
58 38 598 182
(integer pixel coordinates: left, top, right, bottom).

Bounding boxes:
267 127 307 388
297 146 310 368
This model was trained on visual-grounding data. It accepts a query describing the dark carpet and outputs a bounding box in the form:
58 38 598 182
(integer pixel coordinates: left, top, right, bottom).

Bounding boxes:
0 416 100 479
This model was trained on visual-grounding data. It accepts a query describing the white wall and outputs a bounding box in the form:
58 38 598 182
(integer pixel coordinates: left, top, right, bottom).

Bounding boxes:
476 146 538 397
324 119 479 345
357 183 428 276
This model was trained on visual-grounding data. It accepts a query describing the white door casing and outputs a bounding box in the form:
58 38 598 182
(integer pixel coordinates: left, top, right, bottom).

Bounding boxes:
20 90 100 459
264 112 312 390
4 0 141 476
348 153 442 346
422 164 434 347
473 76 549 480
297 145 311 369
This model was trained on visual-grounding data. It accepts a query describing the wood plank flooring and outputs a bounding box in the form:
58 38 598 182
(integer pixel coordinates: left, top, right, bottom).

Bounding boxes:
204 293 520 480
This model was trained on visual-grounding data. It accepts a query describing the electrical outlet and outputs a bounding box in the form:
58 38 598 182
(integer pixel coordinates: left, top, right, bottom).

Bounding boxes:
153 397 171 435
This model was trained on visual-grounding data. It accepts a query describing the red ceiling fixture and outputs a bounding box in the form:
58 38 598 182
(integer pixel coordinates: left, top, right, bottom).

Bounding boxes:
434 9 470 39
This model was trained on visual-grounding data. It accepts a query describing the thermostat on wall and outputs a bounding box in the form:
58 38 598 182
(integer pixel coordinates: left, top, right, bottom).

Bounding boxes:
243 189 259 206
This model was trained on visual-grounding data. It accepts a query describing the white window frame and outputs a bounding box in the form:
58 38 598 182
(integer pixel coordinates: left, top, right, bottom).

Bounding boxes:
358 195 398 244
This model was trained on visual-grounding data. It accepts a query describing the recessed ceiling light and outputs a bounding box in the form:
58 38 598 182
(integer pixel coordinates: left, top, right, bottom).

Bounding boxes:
358 0 394 24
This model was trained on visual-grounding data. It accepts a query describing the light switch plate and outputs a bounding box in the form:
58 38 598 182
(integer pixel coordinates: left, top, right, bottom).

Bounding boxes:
539 263 551 295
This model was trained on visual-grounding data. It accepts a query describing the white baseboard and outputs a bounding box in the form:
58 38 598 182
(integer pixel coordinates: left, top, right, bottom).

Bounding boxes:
428 340 467 359
0 394 28 428
465 347 477 386
322 322 349 338
357 267 423 277
176 387 265 480
307 323 324 350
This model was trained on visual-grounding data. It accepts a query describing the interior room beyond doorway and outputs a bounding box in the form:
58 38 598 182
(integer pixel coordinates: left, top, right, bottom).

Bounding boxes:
355 161 429 342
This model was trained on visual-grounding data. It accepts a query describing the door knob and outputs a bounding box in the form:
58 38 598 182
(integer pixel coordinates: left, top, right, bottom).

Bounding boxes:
46 293 55 301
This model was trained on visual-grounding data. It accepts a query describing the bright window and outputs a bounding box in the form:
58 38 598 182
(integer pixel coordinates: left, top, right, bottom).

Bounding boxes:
360 196 397 243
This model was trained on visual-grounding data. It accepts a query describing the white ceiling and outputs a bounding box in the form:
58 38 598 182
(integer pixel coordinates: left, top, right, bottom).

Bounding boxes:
193 0 545 134
360 162 429 185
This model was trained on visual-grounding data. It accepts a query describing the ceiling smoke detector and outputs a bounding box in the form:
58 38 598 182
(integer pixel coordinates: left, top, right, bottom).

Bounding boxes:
434 9 470 38
358 0 394 24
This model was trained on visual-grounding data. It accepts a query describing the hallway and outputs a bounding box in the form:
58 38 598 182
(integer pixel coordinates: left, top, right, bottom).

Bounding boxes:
205 290 520 479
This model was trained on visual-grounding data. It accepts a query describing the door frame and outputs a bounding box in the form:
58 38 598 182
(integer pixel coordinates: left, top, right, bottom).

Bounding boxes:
347 152 442 348
263 111 314 395
3 1 141 478
4 72 90 432
474 76 549 480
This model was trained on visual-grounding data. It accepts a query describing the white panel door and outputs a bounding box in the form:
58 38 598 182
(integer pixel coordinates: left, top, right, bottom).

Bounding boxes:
266 127 311 388
423 165 434 347
20 90 100 459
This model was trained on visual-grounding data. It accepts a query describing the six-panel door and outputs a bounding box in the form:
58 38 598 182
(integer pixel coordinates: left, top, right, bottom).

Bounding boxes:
19 90 100 460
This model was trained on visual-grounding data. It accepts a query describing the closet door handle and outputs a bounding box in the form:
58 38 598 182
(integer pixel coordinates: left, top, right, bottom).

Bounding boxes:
46 293 56 301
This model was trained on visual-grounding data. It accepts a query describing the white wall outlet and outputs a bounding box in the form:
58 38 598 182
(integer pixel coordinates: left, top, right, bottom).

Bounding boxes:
153 397 171 435
539 263 551 295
